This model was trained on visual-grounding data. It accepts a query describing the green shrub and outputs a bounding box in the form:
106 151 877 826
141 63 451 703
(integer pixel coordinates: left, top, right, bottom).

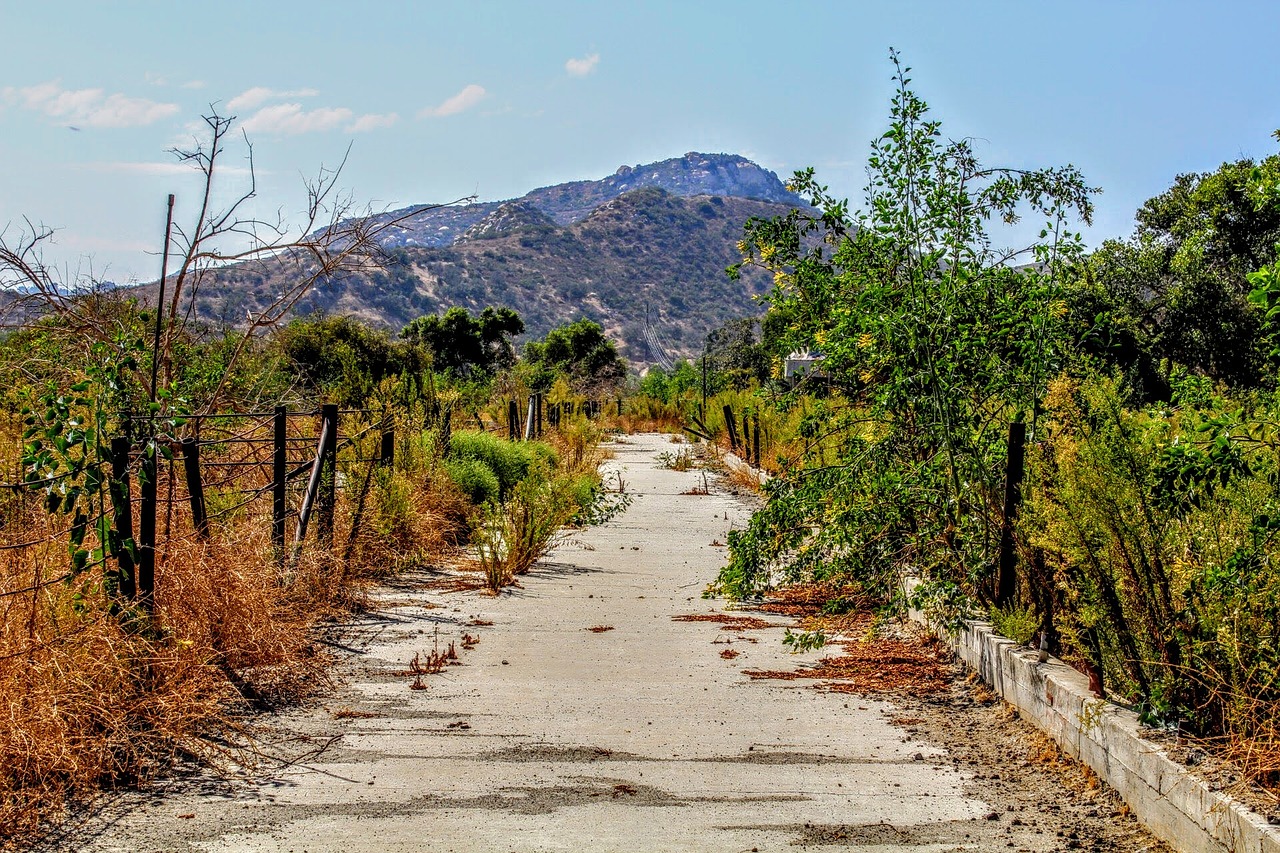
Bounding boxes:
443 457 500 506
474 466 576 591
448 430 558 497
989 603 1039 646
565 473 599 511
529 441 559 469
372 469 418 542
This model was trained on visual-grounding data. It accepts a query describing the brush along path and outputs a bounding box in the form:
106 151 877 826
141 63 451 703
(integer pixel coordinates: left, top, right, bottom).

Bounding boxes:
53 433 1163 853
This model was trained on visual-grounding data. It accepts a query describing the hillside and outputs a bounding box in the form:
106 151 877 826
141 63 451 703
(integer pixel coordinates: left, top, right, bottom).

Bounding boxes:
192 153 807 361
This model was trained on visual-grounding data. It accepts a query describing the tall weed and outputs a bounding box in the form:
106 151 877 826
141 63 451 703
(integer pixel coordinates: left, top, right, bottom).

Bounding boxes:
474 466 577 592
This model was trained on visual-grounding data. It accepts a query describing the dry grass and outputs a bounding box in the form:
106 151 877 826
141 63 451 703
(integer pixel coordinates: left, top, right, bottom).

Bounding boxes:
0 503 302 840
615 411 684 435
717 450 764 493
0 421 465 843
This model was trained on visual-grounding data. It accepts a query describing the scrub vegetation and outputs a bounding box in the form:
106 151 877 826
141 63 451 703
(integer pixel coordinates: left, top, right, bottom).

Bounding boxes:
630 52 1280 793
0 112 628 841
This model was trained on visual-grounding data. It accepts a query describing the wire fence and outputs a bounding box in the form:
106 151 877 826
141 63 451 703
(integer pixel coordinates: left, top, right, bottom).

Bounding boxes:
0 391 622 619
0 405 389 610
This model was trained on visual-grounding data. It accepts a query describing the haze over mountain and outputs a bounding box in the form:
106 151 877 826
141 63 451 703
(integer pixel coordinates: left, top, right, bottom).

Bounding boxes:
197 153 807 361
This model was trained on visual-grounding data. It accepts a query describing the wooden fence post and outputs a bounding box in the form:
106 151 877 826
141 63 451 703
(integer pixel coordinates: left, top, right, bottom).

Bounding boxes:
137 441 157 611
272 406 287 565
535 393 543 438
380 420 395 467
508 399 519 440
996 419 1027 607
752 411 761 468
182 437 209 540
701 355 708 423
109 435 137 600
317 404 338 548
723 405 738 450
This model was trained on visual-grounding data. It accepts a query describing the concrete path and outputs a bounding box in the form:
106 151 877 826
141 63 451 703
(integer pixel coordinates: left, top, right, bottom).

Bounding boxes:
51 433 1143 852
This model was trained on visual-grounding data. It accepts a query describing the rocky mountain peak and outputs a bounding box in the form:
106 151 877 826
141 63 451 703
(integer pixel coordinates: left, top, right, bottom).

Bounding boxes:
357 152 802 250
460 201 557 242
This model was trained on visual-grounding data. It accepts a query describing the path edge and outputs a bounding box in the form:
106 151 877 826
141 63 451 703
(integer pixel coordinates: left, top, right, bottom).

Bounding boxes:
903 577 1280 853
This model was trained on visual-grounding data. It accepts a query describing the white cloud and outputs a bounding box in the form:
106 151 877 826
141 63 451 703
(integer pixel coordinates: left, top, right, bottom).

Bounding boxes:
181 80 206 90
421 84 486 118
227 86 320 112
240 103 353 135
565 53 600 77
348 112 399 133
1 81 179 127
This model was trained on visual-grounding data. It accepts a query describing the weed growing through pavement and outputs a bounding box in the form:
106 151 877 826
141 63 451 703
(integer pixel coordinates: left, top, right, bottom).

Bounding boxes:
656 447 696 471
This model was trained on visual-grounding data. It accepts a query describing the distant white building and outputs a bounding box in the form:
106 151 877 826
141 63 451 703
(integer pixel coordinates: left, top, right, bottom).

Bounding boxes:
784 350 824 379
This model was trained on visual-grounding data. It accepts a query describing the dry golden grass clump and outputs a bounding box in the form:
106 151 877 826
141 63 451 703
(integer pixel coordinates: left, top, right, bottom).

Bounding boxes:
0 521 277 838
0 426 468 843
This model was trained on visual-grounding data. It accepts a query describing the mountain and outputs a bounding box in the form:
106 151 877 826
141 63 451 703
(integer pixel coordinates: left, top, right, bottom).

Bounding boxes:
192 154 807 362
357 152 804 251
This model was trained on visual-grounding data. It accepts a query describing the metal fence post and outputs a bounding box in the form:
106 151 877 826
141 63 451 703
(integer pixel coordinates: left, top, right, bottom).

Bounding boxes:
182 437 209 540
272 406 287 565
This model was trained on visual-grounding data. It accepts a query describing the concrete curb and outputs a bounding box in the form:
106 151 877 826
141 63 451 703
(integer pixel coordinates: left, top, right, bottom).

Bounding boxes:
904 580 1280 853
717 447 771 485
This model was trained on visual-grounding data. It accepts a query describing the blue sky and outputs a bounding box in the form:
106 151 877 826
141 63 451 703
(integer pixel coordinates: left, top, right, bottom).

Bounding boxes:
2 1 1278 284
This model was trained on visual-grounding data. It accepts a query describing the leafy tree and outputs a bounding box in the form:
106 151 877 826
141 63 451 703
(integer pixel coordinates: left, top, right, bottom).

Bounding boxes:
634 360 699 403
1076 152 1280 390
523 318 626 394
277 315 425 407
705 317 770 389
399 306 524 379
717 51 1094 604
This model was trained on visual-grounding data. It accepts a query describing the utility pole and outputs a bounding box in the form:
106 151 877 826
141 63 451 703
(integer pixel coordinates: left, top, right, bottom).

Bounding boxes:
149 194 175 405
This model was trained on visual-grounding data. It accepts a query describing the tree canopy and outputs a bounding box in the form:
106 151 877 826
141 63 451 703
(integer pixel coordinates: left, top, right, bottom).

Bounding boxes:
523 318 626 393
399 306 524 379
277 314 425 407
1074 153 1280 391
